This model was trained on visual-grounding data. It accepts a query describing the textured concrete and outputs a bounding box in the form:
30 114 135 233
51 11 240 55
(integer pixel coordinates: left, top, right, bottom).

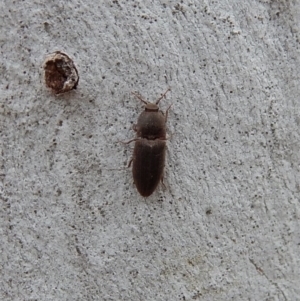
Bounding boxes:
1 0 300 300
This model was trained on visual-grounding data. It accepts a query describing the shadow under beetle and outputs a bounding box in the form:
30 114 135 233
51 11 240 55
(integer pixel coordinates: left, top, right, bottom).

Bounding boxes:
126 88 171 197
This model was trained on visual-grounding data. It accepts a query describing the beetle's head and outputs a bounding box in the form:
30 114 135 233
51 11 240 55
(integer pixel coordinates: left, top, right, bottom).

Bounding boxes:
145 102 159 112
132 88 170 112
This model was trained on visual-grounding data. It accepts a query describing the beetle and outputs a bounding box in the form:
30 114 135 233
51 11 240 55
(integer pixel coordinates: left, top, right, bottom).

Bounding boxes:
127 88 171 197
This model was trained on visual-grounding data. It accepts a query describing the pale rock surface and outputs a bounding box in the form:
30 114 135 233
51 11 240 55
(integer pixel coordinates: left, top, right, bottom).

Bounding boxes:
1 1 299 300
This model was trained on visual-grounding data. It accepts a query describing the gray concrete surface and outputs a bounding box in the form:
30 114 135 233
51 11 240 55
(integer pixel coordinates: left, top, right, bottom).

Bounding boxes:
1 0 300 300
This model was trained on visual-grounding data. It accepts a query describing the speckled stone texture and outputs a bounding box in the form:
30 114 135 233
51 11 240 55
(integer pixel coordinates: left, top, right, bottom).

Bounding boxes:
1 1 299 300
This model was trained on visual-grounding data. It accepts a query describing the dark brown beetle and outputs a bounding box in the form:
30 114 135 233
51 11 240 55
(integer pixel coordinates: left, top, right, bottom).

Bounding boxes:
127 88 171 197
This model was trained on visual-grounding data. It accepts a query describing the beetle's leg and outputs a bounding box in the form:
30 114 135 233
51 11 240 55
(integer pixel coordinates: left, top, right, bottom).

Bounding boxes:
155 87 171 105
161 176 166 189
131 91 148 104
157 137 168 141
165 104 172 123
127 158 133 168
119 138 139 145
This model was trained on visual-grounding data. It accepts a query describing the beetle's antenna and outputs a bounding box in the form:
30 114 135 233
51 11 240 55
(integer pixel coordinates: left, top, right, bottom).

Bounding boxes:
155 88 171 104
131 92 148 104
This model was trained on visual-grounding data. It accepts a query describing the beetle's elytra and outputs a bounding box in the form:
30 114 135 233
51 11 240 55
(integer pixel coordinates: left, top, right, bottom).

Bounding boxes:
133 139 166 197
128 88 171 197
